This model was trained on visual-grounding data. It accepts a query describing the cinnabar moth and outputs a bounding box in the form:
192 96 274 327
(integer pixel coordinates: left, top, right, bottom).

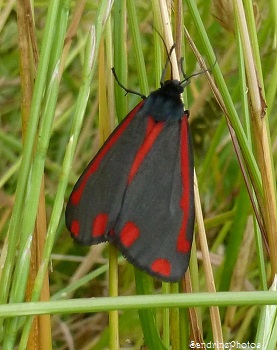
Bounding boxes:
65 59 195 282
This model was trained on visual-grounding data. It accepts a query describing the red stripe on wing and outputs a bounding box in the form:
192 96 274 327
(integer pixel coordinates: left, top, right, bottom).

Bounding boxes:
70 101 144 205
127 117 164 184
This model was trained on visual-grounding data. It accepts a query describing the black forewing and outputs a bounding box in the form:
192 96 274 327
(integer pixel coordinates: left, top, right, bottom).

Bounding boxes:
111 117 194 282
65 101 149 245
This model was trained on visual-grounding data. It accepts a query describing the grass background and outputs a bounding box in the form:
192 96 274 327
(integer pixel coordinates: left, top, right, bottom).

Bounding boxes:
0 0 277 349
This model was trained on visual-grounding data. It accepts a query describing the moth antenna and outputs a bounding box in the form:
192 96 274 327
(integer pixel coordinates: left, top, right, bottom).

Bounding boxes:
152 27 176 84
180 58 217 87
160 44 176 84
112 67 146 99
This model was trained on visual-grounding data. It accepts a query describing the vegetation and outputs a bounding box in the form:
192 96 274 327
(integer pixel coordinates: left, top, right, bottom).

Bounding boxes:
0 0 276 349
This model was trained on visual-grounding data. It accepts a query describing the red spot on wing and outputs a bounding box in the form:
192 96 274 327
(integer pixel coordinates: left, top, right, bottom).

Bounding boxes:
177 117 192 253
151 258 171 277
92 213 108 237
70 101 145 205
120 221 140 247
109 228 115 236
71 220 80 237
128 117 164 184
